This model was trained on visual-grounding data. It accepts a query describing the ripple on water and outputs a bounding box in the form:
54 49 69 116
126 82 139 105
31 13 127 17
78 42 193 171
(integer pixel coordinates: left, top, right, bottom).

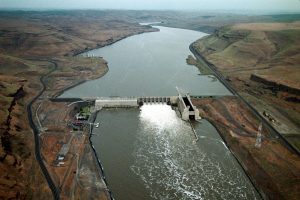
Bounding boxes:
130 104 259 200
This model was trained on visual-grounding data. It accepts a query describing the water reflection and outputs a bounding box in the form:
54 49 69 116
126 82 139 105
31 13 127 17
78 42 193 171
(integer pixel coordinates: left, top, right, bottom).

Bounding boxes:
131 104 259 200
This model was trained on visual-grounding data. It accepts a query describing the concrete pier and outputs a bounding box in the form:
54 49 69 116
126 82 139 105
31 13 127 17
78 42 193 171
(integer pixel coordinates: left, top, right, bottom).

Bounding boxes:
176 88 201 121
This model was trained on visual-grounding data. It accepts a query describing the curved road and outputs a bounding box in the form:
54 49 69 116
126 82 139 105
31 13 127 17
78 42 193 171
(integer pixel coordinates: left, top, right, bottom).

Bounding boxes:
25 43 298 200
190 44 300 156
27 59 60 200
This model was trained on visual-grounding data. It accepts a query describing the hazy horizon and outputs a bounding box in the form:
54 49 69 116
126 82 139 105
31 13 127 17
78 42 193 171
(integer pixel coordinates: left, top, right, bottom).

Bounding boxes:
1 0 300 13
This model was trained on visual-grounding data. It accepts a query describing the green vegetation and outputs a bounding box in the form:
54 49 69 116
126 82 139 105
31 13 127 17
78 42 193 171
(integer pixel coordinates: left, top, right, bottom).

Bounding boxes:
79 106 91 117
186 55 214 77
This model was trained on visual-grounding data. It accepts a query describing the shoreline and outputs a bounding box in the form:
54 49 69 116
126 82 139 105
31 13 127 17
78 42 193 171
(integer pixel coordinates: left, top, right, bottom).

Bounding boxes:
190 43 300 199
73 28 159 56
189 43 264 198
190 42 300 155
56 27 159 97
204 117 264 198
19 26 155 199
49 27 160 199
2 11 299 199
67 27 254 199
88 111 114 200
53 64 109 98
189 43 267 198
55 26 262 199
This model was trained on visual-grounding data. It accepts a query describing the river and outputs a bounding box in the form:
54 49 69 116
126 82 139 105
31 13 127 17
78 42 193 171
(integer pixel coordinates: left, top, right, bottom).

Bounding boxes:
61 26 231 97
61 26 260 199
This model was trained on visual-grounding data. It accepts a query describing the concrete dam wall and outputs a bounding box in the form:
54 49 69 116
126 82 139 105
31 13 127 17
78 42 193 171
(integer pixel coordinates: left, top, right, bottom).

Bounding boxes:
93 95 200 121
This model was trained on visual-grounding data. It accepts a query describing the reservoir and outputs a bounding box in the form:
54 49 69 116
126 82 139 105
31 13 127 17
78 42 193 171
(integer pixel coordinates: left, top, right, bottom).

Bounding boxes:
61 26 260 199
62 26 231 97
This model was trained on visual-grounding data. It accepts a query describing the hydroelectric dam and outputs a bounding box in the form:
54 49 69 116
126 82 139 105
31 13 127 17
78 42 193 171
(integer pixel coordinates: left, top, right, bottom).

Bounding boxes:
58 25 260 200
62 93 201 121
53 90 205 121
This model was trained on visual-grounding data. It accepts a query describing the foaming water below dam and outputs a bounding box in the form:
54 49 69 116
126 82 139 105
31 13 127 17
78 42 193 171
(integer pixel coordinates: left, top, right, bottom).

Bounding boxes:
92 104 260 200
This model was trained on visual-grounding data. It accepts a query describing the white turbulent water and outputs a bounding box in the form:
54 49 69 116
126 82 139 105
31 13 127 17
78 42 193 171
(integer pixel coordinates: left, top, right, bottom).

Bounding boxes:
65 24 260 199
130 105 258 200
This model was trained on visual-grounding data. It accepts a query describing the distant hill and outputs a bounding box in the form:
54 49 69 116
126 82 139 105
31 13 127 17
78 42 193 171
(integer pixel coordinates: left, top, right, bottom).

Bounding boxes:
192 21 300 153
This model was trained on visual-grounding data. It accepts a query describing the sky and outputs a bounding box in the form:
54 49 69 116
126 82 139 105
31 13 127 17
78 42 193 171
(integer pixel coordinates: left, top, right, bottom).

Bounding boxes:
0 0 300 12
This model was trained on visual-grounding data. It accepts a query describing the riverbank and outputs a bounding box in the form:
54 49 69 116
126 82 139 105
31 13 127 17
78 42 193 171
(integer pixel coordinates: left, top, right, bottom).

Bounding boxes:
72 27 159 57
29 30 158 199
36 100 106 199
0 10 157 199
2 10 299 199
88 111 112 198
190 30 300 199
191 22 300 151
73 24 261 199
192 96 300 199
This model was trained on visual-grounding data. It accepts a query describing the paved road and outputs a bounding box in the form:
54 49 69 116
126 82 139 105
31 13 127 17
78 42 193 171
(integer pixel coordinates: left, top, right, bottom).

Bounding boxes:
190 44 300 156
27 59 60 200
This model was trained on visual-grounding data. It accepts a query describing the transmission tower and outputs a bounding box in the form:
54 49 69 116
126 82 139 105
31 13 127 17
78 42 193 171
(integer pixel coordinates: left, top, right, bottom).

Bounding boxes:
255 122 263 148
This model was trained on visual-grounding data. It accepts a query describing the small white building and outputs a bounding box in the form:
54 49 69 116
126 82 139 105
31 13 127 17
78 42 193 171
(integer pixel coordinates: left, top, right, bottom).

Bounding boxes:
56 143 70 161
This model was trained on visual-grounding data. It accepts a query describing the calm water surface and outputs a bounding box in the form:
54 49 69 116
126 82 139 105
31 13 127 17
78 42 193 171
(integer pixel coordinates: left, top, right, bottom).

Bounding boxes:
61 26 260 199
61 26 231 97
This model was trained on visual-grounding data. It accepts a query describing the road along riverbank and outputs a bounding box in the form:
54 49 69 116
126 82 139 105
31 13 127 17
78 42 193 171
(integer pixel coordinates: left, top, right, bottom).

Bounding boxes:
190 44 300 199
25 27 157 200
64 25 261 200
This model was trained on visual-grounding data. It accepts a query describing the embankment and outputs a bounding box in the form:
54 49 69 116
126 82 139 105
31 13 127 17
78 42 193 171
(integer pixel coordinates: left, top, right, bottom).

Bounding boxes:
191 22 300 199
192 96 300 200
250 74 300 96
0 10 158 199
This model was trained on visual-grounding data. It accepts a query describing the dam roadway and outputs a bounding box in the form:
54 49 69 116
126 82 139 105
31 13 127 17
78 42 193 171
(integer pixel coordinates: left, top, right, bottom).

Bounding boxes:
60 25 260 200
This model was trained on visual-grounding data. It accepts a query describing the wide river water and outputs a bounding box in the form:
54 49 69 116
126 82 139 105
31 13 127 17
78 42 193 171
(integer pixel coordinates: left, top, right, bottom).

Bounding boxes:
61 26 260 199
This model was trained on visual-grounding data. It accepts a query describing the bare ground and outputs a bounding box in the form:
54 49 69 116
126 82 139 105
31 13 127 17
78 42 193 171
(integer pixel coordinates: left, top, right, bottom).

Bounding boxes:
0 10 156 199
192 96 300 200
192 22 300 151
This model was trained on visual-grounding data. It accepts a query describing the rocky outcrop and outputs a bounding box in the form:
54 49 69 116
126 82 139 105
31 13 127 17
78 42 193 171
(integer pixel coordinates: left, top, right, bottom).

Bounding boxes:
1 86 25 154
250 74 300 95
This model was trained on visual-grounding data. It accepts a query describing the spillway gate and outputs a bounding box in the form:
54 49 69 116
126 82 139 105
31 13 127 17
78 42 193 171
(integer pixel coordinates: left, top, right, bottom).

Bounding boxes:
71 94 201 121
